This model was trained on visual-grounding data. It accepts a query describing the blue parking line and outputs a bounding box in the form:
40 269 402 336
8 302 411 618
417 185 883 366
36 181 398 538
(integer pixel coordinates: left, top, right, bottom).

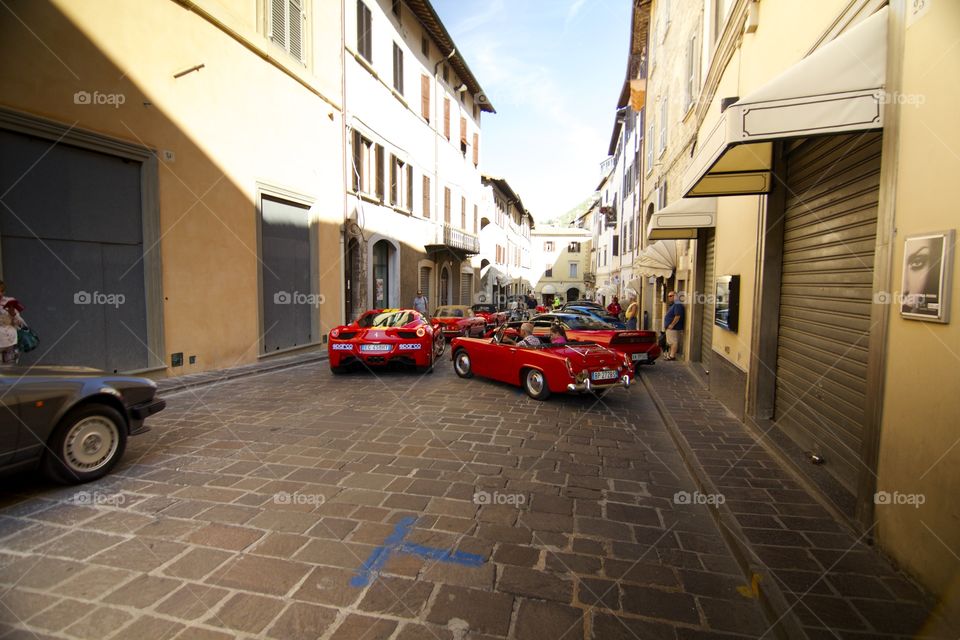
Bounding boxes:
349 516 485 587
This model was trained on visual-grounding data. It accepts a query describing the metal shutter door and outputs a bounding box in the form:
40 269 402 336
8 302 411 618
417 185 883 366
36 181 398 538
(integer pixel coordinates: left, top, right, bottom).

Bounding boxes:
460 273 472 305
700 230 715 373
419 266 431 302
261 196 313 353
774 132 882 492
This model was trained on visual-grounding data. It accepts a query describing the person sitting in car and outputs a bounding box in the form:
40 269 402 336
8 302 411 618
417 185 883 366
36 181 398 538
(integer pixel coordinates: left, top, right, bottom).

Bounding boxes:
549 324 567 344
508 322 541 347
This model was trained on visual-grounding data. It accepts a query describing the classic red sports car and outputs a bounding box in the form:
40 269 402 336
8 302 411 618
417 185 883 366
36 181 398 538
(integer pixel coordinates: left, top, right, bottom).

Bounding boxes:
433 305 488 339
450 325 632 400
487 313 661 371
328 309 445 374
471 303 509 328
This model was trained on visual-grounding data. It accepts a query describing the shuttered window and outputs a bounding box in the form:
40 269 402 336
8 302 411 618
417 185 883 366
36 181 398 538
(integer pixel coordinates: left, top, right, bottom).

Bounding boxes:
269 0 306 63
392 43 404 95
421 75 430 121
357 0 372 63
443 98 450 139
375 144 384 201
473 204 478 233
461 197 466 229
472 132 479 166
422 175 431 218
419 266 432 301
406 165 413 210
444 187 451 223
460 117 467 153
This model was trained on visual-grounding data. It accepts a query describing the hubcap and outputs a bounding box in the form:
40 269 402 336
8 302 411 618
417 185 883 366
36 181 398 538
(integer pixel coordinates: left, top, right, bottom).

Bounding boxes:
528 371 545 395
456 353 470 373
64 416 119 472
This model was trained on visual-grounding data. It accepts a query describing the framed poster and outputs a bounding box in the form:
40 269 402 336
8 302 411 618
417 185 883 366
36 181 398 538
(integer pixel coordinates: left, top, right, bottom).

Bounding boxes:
900 230 954 323
714 275 740 332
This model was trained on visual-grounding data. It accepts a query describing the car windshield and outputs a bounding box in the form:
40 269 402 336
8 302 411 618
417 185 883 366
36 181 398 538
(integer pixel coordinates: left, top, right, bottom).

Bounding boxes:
435 307 464 317
358 311 417 328
472 304 495 313
562 316 614 330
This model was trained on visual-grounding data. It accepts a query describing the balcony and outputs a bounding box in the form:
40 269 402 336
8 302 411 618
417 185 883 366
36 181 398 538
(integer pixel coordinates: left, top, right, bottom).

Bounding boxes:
425 223 480 259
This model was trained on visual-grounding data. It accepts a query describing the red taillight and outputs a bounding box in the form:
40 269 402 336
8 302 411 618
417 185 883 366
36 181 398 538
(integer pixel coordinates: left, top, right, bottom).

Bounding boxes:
416 327 426 337
331 328 339 338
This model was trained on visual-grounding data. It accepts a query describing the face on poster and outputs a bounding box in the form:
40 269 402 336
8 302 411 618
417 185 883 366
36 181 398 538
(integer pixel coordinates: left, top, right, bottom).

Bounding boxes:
900 231 954 323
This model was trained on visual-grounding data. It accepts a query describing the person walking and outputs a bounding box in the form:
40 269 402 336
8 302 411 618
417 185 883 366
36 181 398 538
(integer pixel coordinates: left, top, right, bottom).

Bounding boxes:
0 281 26 365
663 291 685 361
625 297 639 330
413 290 429 317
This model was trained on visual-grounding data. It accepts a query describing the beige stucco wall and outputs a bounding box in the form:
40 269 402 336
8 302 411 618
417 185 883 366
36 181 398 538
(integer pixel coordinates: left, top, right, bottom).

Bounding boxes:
0 0 344 374
875 0 960 627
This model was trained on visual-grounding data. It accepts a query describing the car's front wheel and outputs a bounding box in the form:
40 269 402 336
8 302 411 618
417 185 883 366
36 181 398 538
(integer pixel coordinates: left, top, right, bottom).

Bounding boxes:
453 349 473 378
43 403 127 484
522 368 551 400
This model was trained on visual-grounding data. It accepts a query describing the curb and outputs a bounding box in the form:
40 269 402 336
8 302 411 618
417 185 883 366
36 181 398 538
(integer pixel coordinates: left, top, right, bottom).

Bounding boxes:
157 352 328 395
640 369 808 640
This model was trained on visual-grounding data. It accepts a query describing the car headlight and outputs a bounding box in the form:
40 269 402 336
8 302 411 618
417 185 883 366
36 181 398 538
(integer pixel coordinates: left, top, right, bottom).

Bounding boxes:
416 327 426 337
331 328 339 338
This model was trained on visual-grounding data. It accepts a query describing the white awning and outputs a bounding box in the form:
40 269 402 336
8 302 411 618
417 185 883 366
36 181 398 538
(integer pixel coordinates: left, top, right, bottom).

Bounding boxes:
683 7 887 197
596 285 616 296
647 198 717 241
635 241 677 279
625 277 646 297
540 284 557 295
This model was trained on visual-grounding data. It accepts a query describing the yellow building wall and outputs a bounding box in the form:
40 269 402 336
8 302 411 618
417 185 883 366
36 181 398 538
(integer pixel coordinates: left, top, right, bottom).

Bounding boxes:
875 0 960 627
0 0 344 374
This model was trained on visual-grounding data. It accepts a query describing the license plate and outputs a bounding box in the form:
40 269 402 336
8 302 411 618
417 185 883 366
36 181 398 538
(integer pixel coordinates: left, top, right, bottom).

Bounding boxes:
331 343 353 351
398 343 421 350
631 353 648 362
360 344 392 352
591 370 618 381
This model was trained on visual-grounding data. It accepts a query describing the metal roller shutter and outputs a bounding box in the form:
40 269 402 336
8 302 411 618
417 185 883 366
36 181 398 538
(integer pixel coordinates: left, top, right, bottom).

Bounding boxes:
460 273 473 305
700 230 715 374
774 132 882 492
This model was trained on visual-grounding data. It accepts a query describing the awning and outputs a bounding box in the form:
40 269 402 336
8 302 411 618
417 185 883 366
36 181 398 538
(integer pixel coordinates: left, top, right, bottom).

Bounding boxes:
683 7 887 197
647 198 717 241
635 241 677 279
596 285 616 296
625 277 646 297
540 284 557 295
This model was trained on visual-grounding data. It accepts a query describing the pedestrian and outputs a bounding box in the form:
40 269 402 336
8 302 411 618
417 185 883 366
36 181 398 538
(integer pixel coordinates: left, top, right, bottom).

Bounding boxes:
551 296 562 310
549 324 567 344
663 291 685 361
0 281 26 365
413 290 429 316
606 296 622 319
625 297 638 330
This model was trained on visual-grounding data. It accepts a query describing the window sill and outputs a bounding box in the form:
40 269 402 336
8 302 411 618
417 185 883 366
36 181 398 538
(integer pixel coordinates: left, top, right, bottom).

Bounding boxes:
350 190 382 205
391 205 413 216
353 49 378 79
391 88 407 108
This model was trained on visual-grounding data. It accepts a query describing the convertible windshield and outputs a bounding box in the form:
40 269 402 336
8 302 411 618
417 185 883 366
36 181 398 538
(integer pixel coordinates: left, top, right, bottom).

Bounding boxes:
358 311 417 328
563 316 614 330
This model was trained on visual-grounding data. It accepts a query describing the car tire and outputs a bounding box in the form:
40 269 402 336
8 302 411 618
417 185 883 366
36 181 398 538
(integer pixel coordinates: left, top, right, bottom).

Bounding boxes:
434 333 446 359
418 347 435 374
453 349 473 378
522 368 551 401
42 403 128 485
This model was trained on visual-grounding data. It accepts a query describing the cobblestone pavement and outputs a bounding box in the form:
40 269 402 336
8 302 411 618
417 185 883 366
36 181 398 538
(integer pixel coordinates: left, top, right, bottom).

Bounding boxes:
642 363 951 639
0 356 776 640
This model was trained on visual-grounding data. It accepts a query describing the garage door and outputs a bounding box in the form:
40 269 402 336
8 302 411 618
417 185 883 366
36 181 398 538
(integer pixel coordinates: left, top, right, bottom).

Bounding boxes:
774 132 882 493
0 129 149 373
261 196 313 353
700 229 715 374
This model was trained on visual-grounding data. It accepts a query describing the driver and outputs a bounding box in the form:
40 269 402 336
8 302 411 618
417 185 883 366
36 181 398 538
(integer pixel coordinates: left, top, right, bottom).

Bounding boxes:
515 322 541 348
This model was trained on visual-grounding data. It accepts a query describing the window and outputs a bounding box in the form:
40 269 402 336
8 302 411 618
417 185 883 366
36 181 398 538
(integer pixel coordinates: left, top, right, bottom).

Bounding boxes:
443 98 450 139
568 242 581 253
545 265 553 278
357 1 372 63
460 117 467 154
461 196 466 229
375 144 385 201
351 130 381 196
472 132 479 166
422 175 431 218
421 35 429 58
444 186 451 223
612 235 619 256
406 165 413 210
473 204 478 233
569 263 578 278
392 43 404 94
684 34 699 111
473 103 479 120
544 241 555 251
646 118 655 174
269 0 306 63
658 97 668 155
442 64 449 83
420 74 430 121
389 156 411 210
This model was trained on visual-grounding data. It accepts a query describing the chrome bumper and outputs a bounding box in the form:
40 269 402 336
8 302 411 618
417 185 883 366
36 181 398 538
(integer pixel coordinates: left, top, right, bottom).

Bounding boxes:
567 375 631 393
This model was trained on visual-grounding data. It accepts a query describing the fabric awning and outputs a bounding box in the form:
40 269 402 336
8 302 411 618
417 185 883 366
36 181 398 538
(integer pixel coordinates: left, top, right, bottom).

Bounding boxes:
540 284 557 295
625 277 646 297
647 198 717 241
635 241 677 279
683 7 887 197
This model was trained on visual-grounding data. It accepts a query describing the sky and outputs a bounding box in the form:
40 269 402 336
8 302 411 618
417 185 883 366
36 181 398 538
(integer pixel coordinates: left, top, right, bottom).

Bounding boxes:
431 0 632 223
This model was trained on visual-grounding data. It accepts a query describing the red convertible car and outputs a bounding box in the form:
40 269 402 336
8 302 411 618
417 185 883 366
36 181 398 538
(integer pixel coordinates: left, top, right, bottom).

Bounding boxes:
328 309 445 374
450 325 632 400
471 303 509 328
433 305 488 339
488 313 661 371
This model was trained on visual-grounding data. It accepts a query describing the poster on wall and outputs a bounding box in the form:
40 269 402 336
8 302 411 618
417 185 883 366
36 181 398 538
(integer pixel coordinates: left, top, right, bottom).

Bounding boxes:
375 278 384 306
900 230 954 323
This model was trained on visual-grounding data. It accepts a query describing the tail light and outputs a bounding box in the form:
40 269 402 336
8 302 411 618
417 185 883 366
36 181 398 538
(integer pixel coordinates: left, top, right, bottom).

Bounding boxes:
416 327 426 337
331 328 339 338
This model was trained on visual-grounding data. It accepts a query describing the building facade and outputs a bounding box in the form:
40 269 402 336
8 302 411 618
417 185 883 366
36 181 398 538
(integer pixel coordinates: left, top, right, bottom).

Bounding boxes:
474 176 534 307
343 0 493 319
531 227 593 306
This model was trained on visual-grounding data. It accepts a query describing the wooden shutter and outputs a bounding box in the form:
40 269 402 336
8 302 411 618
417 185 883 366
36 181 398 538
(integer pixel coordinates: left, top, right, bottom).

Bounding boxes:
270 0 285 47
289 0 304 62
472 133 479 166
444 187 451 223
406 165 413 210
389 155 397 205
461 197 466 229
419 266 431 300
460 273 472 305
444 98 450 139
357 1 372 62
460 117 467 145
422 175 430 218
473 204 478 233
392 43 403 94
421 75 430 121
375 144 384 201
351 131 361 192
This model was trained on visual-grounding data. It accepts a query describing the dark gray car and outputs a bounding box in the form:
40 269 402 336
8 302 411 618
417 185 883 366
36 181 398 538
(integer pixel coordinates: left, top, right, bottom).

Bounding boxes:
0 366 165 484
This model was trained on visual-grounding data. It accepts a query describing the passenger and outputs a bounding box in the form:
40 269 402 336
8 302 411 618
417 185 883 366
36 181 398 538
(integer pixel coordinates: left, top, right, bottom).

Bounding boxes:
549 324 567 344
516 322 542 348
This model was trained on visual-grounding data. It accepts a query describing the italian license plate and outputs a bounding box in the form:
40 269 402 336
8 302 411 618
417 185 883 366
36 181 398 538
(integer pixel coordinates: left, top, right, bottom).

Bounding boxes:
631 353 648 362
398 343 421 350
591 370 618 381
360 344 392 352
331 343 353 351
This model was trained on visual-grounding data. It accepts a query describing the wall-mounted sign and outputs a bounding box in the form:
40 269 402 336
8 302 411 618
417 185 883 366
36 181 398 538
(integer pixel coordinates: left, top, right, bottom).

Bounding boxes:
715 275 740 333
900 230 954 323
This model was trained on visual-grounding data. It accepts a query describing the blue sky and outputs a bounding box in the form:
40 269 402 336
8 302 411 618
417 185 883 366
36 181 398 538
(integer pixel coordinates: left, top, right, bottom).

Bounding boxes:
432 0 632 223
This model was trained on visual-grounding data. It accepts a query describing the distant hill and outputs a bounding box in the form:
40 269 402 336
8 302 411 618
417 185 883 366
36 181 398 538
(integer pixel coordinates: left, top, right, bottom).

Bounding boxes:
543 193 598 227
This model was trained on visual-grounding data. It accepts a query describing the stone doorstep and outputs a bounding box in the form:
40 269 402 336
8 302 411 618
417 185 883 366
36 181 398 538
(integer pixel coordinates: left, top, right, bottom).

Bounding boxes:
640 370 809 640
156 351 328 394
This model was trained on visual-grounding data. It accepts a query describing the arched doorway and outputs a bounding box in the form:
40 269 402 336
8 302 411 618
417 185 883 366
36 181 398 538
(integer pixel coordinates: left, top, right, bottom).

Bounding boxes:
372 240 391 308
566 287 580 302
440 266 451 306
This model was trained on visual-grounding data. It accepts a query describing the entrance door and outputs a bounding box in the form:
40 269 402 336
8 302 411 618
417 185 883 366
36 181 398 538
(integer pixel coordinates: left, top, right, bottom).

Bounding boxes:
261 195 313 352
372 240 390 309
440 267 450 306
774 132 882 494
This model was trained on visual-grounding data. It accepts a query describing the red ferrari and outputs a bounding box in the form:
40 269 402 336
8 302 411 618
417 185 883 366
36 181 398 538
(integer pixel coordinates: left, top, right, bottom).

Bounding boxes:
488 313 661 371
432 305 488 339
470 303 509 328
328 309 445 374
450 325 632 400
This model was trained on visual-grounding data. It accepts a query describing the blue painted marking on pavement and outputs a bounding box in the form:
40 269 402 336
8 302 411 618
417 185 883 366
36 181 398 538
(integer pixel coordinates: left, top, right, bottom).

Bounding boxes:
349 516 485 587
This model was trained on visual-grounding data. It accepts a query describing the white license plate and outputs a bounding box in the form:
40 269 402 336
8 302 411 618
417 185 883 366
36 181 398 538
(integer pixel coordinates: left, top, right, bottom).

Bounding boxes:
331 343 353 351
398 343 421 350
631 353 648 362
591 370 618 381
360 344 392 352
